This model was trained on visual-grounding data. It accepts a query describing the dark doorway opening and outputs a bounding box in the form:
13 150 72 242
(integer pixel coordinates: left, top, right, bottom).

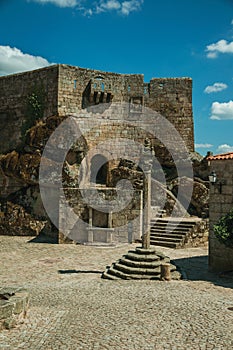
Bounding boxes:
90 154 108 185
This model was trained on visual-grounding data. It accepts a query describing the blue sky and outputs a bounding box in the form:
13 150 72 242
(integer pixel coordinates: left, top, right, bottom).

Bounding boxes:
0 0 233 156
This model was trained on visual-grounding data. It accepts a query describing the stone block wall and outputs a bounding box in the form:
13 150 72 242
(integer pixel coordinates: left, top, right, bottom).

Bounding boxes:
0 64 194 154
183 219 209 248
145 78 194 152
0 64 195 242
59 187 142 244
58 64 144 114
0 65 59 153
209 159 233 271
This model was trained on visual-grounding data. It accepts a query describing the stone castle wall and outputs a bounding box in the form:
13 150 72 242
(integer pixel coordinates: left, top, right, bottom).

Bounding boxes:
209 159 233 271
0 65 59 153
0 64 197 243
0 64 194 154
146 78 194 152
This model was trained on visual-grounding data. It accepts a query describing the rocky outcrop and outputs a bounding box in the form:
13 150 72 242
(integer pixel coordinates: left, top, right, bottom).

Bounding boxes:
0 115 68 238
0 111 209 239
169 176 209 218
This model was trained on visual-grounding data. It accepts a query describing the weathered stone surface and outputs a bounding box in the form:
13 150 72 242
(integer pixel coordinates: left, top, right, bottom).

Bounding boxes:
2 236 232 349
208 157 233 271
0 201 46 236
0 64 194 155
102 246 182 280
170 176 209 217
0 64 208 243
0 287 29 330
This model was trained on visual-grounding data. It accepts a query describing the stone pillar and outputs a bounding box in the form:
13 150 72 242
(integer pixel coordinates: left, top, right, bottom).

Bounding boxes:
87 229 94 243
89 207 93 227
87 207 94 243
141 138 153 249
108 211 112 228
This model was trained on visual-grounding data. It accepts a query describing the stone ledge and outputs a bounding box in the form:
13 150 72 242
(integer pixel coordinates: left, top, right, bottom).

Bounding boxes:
0 287 29 330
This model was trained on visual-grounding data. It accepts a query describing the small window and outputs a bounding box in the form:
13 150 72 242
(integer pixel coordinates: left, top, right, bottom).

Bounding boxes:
128 85 131 92
95 76 104 80
74 80 77 89
144 86 148 94
93 83 97 89
101 82 105 91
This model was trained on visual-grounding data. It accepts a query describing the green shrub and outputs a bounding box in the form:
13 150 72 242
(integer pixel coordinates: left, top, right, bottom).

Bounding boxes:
21 84 46 141
214 208 233 248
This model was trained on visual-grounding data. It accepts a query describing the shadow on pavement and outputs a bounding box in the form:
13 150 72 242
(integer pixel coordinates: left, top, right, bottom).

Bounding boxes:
28 234 58 244
173 255 233 289
58 269 103 274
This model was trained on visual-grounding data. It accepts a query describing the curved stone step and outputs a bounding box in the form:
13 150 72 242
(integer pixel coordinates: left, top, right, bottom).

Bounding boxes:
135 247 158 255
101 271 119 280
125 252 161 262
105 265 161 280
113 262 161 275
119 257 161 269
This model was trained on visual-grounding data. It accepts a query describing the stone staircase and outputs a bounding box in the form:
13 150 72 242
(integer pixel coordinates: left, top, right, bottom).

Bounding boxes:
102 247 182 280
150 218 201 249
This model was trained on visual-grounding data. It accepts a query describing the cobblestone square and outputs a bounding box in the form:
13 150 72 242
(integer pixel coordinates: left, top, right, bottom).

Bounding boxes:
0 236 232 349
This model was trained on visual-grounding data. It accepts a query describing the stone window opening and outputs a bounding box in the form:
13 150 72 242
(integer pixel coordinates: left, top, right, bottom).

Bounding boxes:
90 154 108 185
73 80 77 89
95 76 104 80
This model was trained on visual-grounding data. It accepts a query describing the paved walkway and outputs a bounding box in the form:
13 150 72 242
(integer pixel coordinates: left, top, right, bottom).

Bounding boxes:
0 236 232 350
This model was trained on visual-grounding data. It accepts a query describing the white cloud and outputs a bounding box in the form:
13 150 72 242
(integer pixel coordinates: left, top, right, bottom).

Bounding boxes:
29 0 78 7
217 144 233 153
96 0 143 15
97 0 121 12
121 0 143 15
206 39 233 58
204 82 228 94
29 0 143 15
195 143 213 149
210 100 233 120
0 46 51 76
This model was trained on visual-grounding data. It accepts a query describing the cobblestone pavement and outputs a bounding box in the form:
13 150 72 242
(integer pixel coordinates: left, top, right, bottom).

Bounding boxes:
0 236 232 350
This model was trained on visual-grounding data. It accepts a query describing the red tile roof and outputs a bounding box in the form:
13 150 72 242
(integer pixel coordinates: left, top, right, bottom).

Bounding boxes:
207 152 233 160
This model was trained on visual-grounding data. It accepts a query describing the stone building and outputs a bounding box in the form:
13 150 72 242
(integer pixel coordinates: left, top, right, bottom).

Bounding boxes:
0 64 207 245
208 152 233 271
0 64 194 154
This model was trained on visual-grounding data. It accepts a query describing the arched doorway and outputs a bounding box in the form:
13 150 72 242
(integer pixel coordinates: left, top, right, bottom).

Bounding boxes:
90 154 108 185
